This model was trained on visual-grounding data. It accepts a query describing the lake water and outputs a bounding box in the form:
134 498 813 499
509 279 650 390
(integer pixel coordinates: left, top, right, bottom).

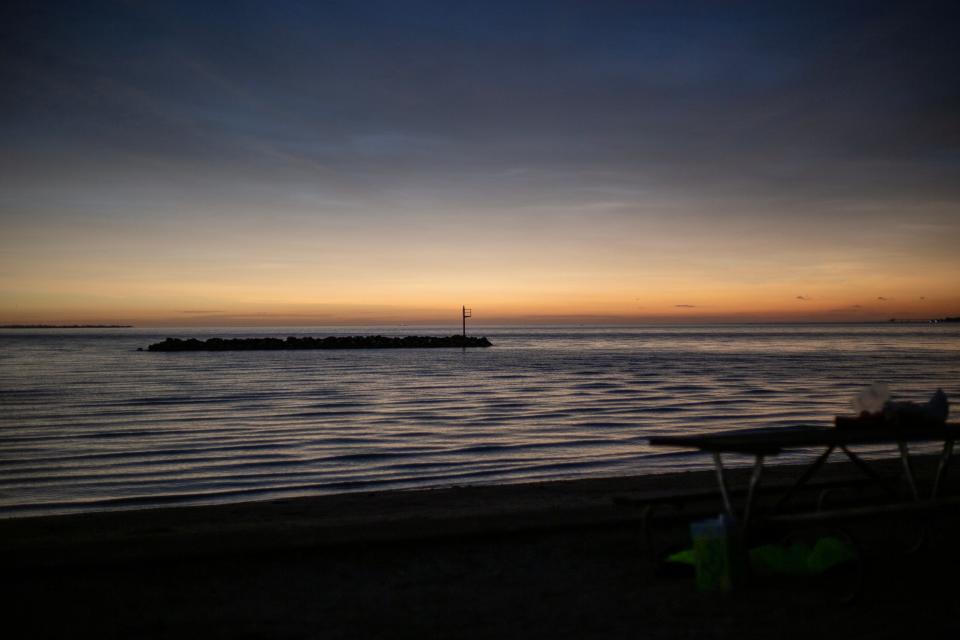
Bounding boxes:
1 324 958 517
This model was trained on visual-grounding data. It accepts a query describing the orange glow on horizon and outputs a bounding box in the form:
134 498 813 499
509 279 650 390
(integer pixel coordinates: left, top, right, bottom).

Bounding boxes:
3 199 959 326
3 288 957 327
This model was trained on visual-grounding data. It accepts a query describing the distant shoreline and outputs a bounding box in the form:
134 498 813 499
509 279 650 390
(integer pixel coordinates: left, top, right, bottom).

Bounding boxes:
0 324 133 329
10 320 958 329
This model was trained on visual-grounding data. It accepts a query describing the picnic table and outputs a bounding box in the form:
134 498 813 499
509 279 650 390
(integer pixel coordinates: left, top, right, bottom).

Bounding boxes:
647 422 958 529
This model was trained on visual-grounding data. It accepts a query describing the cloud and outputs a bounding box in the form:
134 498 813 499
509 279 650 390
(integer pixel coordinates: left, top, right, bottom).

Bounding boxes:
877 296 889 301
674 304 697 308
796 295 811 301
180 310 225 314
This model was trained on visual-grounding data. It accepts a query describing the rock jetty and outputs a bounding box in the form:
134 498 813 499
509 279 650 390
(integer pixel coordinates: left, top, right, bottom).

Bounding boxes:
146 335 492 351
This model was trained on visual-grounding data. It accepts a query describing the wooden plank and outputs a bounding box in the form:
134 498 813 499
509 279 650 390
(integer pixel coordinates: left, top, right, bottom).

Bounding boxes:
612 476 874 509
755 495 960 527
648 422 960 454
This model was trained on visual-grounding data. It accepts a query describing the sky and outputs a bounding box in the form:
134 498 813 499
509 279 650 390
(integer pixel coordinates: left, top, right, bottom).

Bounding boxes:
1 1 959 326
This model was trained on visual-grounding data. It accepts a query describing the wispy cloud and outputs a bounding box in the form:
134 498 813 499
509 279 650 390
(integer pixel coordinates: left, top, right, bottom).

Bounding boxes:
796 295 811 301
675 304 697 308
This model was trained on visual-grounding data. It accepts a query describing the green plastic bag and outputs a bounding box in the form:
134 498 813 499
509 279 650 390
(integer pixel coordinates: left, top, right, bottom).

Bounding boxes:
749 536 857 576
667 535 857 580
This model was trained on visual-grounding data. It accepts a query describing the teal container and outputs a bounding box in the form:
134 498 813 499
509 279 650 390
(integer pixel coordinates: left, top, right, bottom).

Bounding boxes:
690 515 742 592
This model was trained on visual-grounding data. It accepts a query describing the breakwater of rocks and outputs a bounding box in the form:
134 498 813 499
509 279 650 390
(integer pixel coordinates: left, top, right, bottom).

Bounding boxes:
145 335 493 351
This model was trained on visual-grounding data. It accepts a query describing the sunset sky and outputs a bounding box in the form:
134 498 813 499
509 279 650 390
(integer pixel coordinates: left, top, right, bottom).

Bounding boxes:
2 1 959 325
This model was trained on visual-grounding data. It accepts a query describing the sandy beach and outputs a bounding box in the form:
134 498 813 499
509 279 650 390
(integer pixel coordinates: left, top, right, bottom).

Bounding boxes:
3 456 960 639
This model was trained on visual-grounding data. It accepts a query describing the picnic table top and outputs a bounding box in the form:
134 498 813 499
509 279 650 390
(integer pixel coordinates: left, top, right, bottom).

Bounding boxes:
647 422 959 455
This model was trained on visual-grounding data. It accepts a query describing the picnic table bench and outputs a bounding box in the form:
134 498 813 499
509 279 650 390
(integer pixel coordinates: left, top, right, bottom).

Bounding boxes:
645 422 958 529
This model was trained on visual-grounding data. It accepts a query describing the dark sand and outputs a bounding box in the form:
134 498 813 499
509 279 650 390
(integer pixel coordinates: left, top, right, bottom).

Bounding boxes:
3 457 959 639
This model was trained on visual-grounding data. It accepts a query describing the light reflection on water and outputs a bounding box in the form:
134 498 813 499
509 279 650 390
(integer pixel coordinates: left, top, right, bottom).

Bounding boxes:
1 324 958 516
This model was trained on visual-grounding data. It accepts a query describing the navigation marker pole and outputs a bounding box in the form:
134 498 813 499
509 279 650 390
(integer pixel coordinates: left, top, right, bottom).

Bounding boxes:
462 305 472 338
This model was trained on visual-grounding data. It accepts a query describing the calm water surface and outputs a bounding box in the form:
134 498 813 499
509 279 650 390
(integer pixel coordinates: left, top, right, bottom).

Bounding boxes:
1 324 958 516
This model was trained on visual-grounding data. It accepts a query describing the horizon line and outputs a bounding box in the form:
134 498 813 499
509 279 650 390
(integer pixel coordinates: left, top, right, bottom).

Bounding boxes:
4 319 954 329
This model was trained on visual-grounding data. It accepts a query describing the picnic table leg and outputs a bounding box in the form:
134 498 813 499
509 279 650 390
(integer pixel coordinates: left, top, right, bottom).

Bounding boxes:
932 438 955 498
895 439 928 552
712 452 736 520
774 444 835 510
839 445 898 495
896 440 920 501
743 454 765 527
